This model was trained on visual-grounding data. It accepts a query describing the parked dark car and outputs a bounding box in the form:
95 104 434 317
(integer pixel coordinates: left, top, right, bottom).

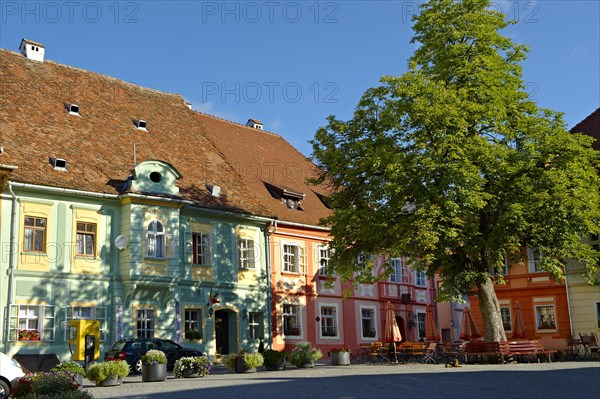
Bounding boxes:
104 338 202 374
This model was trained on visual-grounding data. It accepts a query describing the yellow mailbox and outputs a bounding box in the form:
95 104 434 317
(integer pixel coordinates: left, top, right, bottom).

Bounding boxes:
68 319 100 361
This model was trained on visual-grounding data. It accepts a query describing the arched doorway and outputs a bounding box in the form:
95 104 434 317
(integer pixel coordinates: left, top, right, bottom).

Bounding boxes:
215 309 238 355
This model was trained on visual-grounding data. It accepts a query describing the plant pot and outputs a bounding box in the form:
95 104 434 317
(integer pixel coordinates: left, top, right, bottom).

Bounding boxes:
265 357 287 371
142 363 167 382
235 358 256 373
97 376 122 387
297 360 315 368
331 352 350 366
182 368 201 378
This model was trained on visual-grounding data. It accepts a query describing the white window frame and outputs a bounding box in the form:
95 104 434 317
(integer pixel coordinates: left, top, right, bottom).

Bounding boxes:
357 254 375 277
318 245 330 276
359 305 377 340
136 308 156 338
282 242 303 274
500 254 509 275
282 304 302 338
415 270 427 287
389 258 403 283
184 308 203 340
249 312 264 340
535 304 557 332
192 232 211 266
9 304 55 342
239 237 256 269
65 306 107 341
500 306 512 332
416 311 426 340
527 247 543 273
146 219 166 259
319 303 339 339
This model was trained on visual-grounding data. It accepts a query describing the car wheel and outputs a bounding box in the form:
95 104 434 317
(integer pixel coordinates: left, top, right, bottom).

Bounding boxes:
0 379 10 399
133 357 143 374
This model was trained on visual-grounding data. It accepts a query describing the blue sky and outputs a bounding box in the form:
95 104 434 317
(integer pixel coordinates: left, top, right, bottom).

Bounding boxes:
1 1 598 156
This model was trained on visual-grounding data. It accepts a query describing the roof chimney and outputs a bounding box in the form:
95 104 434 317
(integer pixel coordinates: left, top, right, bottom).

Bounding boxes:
19 39 45 62
246 119 263 130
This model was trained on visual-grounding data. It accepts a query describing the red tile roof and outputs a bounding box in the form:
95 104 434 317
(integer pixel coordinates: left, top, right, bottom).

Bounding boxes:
0 49 270 217
195 111 332 226
570 108 600 151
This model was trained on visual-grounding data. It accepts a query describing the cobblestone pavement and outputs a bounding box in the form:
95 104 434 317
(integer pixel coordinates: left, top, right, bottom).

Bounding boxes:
85 361 600 399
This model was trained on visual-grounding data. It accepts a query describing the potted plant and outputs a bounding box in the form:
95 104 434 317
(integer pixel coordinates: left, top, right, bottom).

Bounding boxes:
51 361 86 386
141 349 167 382
174 356 212 378
263 349 287 371
330 346 351 366
85 360 130 386
290 342 322 368
11 372 92 399
224 351 264 373
18 329 40 341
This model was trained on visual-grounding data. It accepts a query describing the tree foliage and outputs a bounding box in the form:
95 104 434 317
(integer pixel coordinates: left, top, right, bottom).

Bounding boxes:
310 0 600 340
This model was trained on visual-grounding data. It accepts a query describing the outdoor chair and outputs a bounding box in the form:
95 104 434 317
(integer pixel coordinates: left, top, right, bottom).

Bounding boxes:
421 343 438 364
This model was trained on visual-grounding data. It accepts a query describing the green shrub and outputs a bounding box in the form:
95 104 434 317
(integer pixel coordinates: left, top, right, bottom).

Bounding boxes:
141 349 167 365
173 356 212 378
85 360 130 384
262 349 286 367
223 352 264 371
50 361 85 376
11 372 79 398
12 391 95 399
289 342 322 367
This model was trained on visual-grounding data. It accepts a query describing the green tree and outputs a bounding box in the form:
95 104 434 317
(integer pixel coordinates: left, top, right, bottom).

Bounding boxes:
310 0 600 342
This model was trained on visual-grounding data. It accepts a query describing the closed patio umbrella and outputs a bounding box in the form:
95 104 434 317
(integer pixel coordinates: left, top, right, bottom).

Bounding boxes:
511 301 526 340
459 307 481 341
425 305 440 342
383 301 402 363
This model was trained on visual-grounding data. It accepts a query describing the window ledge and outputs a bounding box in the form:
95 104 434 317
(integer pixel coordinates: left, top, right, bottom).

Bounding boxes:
75 256 97 260
21 252 47 256
192 264 212 267
282 272 301 276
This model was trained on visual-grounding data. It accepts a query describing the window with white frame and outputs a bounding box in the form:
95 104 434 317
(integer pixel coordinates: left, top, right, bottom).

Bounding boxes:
239 238 256 269
249 312 264 340
283 304 301 337
389 258 403 283
283 244 303 273
320 305 338 338
417 312 426 339
146 219 166 258
535 305 556 330
415 270 427 287
500 254 509 275
65 306 107 341
192 232 211 266
500 307 512 332
528 247 543 272
136 308 155 338
318 245 330 276
184 308 203 340
9 304 54 341
360 307 376 339
357 254 374 277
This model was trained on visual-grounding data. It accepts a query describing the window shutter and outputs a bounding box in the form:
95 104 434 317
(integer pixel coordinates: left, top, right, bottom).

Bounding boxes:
299 246 306 274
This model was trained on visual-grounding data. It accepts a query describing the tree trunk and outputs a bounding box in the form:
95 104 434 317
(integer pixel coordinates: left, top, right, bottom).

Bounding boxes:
476 276 507 342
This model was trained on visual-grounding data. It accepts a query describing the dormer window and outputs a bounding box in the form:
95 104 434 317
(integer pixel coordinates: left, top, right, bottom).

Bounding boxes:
136 119 147 130
50 157 67 171
246 119 264 130
68 104 80 115
264 182 305 210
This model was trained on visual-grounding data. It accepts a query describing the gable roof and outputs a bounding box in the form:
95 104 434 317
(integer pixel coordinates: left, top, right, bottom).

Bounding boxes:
570 107 600 151
0 49 269 217
194 112 332 227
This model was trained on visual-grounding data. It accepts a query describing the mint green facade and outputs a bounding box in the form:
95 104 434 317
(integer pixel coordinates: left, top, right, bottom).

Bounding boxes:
0 161 270 362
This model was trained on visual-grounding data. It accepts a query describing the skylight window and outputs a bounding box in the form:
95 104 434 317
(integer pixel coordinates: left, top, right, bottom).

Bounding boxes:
52 158 67 171
68 104 80 115
136 119 147 130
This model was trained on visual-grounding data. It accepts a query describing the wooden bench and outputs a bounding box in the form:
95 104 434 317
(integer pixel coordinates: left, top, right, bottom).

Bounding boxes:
507 340 557 363
463 341 510 363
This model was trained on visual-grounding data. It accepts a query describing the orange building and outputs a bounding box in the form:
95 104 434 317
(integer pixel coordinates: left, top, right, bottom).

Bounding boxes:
469 250 570 350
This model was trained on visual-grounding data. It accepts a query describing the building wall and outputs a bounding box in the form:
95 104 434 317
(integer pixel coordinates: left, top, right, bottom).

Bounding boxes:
566 261 600 338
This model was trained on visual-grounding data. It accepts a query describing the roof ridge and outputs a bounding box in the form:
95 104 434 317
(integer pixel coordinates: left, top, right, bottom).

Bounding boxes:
0 48 185 101
570 107 600 132
191 109 283 138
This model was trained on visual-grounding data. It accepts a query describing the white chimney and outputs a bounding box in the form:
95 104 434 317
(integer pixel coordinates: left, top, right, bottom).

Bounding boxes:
19 39 45 62
246 119 263 130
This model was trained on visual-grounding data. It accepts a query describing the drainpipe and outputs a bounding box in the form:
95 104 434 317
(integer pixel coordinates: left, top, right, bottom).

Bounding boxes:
263 221 274 348
4 182 18 352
